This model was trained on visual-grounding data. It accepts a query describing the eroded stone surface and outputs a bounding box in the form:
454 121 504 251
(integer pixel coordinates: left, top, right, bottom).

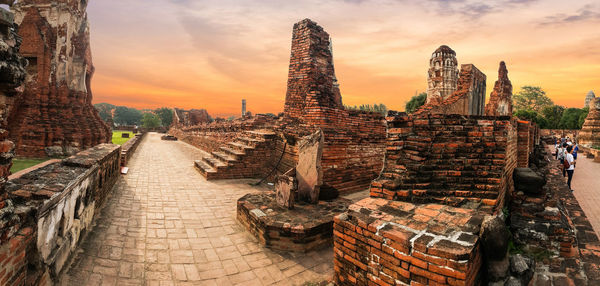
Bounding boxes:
275 169 297 209
7 0 110 158
296 129 323 204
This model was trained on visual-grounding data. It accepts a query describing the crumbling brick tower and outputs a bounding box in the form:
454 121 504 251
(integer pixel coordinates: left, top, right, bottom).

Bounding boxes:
485 61 513 116
426 45 459 105
419 46 487 116
284 19 344 120
7 0 111 158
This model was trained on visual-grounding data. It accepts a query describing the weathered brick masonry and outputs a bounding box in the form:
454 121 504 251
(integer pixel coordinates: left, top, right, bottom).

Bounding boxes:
7 0 111 158
172 19 386 195
335 198 484 285
370 113 517 210
0 144 121 285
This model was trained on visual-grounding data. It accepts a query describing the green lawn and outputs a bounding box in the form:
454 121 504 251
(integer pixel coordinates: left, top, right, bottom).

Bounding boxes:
112 131 135 145
11 158 49 174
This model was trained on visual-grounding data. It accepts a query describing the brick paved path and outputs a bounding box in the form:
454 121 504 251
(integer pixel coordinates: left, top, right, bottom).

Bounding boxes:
60 133 334 286
571 153 600 237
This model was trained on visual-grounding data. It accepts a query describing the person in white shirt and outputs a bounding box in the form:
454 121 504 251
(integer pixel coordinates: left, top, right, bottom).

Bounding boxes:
557 143 567 177
565 145 575 191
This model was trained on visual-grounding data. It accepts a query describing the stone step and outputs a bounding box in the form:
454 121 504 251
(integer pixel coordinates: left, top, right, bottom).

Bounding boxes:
202 156 228 170
245 130 277 139
194 160 216 179
220 146 245 159
236 137 264 147
228 142 254 153
212 151 237 164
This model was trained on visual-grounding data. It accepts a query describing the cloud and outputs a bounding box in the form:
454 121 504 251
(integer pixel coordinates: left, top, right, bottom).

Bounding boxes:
539 4 600 25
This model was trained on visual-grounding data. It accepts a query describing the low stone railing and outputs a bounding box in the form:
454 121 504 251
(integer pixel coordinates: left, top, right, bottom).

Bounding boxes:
0 144 121 285
121 133 146 167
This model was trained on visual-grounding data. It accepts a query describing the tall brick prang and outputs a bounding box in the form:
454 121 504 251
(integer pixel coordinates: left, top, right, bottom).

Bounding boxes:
417 63 487 116
485 61 513 117
284 19 343 120
7 0 111 158
426 45 459 105
579 98 600 148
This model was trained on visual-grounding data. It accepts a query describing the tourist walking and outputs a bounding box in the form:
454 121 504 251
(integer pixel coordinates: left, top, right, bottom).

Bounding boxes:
573 142 579 161
565 145 575 191
557 142 566 177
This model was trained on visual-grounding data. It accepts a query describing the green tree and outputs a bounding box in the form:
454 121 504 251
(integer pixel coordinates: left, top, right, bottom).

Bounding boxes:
141 113 162 128
514 109 548 129
344 103 388 116
405 93 427 114
513 86 554 113
541 105 565 129
114 106 142 126
558 108 586 129
155 107 173 127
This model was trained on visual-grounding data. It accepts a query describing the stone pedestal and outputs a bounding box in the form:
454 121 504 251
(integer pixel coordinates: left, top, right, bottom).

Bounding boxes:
237 192 351 252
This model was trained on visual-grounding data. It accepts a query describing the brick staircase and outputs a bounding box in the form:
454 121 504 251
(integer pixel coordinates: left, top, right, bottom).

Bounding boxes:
194 130 277 180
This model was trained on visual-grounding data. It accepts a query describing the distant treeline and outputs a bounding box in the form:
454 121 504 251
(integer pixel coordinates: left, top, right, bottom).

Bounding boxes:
403 87 589 130
345 103 388 116
94 103 173 129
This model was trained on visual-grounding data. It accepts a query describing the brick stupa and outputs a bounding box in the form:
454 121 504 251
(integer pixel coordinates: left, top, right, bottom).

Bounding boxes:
579 98 600 148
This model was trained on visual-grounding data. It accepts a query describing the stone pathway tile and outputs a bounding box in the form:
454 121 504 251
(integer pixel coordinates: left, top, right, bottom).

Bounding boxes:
60 133 334 286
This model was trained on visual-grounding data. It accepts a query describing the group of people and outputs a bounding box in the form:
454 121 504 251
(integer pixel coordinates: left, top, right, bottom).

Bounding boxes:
555 137 579 191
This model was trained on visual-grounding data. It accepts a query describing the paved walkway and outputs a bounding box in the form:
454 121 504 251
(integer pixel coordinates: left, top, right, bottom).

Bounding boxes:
61 133 334 286
571 152 600 237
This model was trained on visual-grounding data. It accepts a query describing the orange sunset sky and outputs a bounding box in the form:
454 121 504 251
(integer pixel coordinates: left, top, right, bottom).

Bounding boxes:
88 0 600 117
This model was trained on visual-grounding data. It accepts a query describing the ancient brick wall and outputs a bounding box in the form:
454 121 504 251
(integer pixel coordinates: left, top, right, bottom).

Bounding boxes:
511 144 600 284
370 113 516 211
120 133 146 167
0 144 121 284
334 198 484 285
517 121 531 168
7 0 111 158
170 114 278 153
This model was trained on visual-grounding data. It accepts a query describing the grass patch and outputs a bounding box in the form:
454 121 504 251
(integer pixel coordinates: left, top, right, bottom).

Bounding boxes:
112 131 135 145
11 158 50 173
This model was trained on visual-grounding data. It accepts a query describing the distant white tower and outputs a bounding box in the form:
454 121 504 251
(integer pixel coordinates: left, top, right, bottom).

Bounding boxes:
585 91 596 108
242 99 246 117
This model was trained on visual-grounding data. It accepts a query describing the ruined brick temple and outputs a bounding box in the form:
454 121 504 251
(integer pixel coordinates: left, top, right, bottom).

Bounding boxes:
172 19 386 196
167 19 600 285
579 97 600 149
7 0 110 158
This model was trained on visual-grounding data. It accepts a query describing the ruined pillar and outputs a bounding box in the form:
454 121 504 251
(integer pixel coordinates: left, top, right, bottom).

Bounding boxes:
485 61 513 117
8 0 111 158
283 19 343 120
242 99 247 117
